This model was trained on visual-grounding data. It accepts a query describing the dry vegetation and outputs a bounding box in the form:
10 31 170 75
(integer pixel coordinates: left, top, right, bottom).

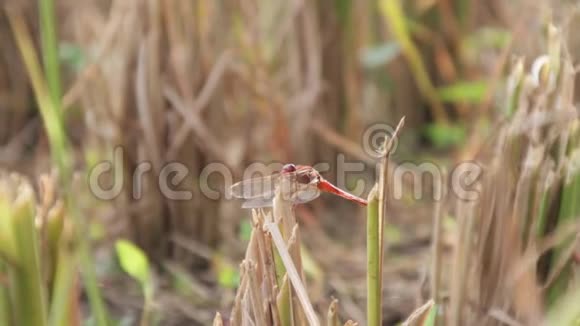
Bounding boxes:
1 0 580 325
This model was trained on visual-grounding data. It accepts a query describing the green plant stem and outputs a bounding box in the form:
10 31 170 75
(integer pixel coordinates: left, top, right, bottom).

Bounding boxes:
8 12 110 326
367 187 381 326
379 0 448 124
0 261 12 326
80 257 108 325
7 12 71 179
276 275 293 326
71 199 110 326
548 168 580 304
39 0 63 110
548 129 580 304
367 117 403 326
49 248 75 326
272 193 292 286
11 190 48 326
140 286 153 326
273 235 286 287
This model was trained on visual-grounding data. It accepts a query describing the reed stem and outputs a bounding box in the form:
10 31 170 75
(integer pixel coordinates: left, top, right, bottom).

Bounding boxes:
366 187 381 326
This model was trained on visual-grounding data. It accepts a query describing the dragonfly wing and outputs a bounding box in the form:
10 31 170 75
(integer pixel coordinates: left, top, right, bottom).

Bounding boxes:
241 188 318 207
242 196 274 209
292 187 320 204
230 175 277 199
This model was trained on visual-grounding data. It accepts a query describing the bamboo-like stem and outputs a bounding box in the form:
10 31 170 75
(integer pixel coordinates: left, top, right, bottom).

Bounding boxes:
366 187 380 326
367 117 404 326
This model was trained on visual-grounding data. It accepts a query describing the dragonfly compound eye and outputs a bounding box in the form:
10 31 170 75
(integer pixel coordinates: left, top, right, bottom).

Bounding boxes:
282 163 296 173
296 173 312 184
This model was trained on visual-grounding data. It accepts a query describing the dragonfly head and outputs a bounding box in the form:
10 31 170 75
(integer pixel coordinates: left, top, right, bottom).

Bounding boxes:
279 164 367 206
281 164 323 187
296 167 322 186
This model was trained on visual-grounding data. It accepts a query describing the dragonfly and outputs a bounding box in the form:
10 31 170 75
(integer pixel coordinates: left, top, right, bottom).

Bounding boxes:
230 163 368 208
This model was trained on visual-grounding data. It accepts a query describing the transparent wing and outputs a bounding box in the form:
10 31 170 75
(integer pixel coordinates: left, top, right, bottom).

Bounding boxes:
241 187 319 208
241 196 275 209
230 174 278 199
291 187 320 204
231 168 320 207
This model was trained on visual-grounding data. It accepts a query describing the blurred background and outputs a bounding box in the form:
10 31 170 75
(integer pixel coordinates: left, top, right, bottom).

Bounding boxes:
1 0 580 325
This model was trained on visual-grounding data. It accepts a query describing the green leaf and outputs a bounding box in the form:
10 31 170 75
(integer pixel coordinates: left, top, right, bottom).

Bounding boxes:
115 240 150 286
360 42 401 69
217 262 239 289
213 255 239 289
424 124 466 149
437 81 488 103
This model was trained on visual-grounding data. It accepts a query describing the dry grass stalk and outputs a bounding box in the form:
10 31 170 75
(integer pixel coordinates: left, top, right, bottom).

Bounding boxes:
370 116 404 326
435 25 580 325
230 186 330 326
429 182 444 308
449 200 477 326
401 299 434 326
266 221 318 325
213 312 224 326
327 299 339 326
60 0 360 267
245 259 268 326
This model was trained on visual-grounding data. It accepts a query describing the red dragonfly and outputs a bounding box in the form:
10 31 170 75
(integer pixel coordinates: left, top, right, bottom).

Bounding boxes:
230 164 368 208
